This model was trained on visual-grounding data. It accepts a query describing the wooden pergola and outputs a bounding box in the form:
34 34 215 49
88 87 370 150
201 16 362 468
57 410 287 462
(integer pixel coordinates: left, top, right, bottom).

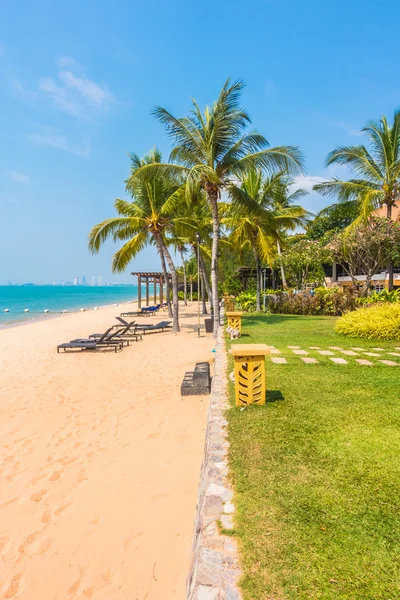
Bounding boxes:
131 271 171 309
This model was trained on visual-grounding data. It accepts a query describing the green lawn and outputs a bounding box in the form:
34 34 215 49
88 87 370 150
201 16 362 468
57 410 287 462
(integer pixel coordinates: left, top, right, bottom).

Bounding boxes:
227 314 400 600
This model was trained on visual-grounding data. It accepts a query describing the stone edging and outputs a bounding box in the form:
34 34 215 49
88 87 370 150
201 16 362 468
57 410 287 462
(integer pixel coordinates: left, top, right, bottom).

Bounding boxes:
186 319 242 599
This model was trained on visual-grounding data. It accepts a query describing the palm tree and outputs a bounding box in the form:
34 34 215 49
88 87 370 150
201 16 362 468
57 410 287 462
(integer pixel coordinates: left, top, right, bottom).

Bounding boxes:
314 111 400 289
135 79 304 334
185 257 198 301
224 170 309 310
88 148 192 333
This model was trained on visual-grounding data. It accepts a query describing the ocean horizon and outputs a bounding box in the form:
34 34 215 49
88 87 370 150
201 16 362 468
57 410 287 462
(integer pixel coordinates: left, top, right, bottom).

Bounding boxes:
0 285 141 327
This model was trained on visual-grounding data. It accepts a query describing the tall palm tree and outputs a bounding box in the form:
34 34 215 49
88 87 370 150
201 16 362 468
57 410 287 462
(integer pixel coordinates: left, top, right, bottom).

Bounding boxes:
224 170 309 310
88 148 192 333
314 111 400 289
135 79 304 334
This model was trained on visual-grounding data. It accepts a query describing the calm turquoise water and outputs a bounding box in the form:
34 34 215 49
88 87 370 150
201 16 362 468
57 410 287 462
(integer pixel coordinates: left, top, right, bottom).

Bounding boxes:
0 286 139 327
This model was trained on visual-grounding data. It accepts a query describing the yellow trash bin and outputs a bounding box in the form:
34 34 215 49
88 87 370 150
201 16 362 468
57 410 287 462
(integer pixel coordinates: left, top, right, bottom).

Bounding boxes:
231 344 270 407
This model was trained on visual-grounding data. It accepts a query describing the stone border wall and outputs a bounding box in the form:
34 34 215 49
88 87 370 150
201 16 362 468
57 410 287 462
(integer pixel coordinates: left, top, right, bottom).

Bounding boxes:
187 319 242 599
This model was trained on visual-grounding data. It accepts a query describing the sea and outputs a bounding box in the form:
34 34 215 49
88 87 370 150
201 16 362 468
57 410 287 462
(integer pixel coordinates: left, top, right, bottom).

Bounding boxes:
0 285 140 327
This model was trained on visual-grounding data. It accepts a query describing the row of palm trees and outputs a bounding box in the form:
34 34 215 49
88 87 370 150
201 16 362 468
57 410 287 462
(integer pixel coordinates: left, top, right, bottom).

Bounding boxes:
89 79 400 334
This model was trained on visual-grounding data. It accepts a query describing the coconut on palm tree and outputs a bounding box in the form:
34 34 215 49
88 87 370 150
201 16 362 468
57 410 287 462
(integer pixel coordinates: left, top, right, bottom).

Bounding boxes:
135 79 304 334
88 148 194 333
314 111 400 289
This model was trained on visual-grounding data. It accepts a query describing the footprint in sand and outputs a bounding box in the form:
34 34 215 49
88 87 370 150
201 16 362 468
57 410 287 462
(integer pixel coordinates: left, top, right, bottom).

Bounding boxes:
41 510 52 524
18 529 43 554
49 470 62 481
4 572 23 598
31 489 47 503
54 502 73 517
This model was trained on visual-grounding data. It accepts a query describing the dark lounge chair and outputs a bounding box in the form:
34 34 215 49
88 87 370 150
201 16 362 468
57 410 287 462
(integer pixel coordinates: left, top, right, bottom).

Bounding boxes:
57 327 123 353
133 320 172 334
88 323 142 342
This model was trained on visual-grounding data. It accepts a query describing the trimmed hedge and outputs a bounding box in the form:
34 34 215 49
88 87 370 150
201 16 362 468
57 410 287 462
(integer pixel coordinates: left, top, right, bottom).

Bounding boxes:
335 303 400 340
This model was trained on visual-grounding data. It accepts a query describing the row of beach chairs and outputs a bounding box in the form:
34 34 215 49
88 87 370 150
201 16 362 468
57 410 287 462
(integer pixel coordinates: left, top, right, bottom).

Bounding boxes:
57 316 172 353
120 302 167 317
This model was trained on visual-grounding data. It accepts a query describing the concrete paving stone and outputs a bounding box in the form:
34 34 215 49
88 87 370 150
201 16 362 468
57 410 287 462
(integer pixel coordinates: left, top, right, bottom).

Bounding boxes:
269 348 281 354
372 348 385 351
379 360 399 366
301 357 318 364
220 514 234 530
293 349 308 355
318 350 334 355
351 347 366 351
329 346 343 350
270 357 287 364
356 359 373 366
388 352 400 357
341 350 358 356
395 347 400 351
223 502 235 514
309 346 321 349
206 484 226 497
329 357 348 364
364 352 380 357
194 586 220 600
288 345 301 349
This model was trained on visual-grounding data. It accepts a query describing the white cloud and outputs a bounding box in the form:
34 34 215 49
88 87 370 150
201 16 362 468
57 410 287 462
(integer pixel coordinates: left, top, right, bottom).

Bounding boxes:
6 170 30 184
291 175 327 193
13 57 114 120
28 126 90 157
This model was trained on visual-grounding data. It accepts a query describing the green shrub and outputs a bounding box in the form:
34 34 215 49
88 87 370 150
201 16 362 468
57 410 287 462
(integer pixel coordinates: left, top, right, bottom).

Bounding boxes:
267 288 357 316
357 288 400 305
335 303 400 340
236 291 256 312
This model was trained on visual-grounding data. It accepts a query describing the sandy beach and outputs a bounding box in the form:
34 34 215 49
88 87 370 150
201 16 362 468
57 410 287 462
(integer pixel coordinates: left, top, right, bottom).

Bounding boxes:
0 302 214 599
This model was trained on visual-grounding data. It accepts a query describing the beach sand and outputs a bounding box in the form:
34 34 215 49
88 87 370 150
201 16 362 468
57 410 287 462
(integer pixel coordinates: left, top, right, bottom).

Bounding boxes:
0 302 214 599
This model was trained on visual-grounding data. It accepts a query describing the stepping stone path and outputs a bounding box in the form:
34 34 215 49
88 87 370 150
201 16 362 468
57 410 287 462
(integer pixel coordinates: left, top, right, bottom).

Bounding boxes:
309 346 321 349
292 349 308 355
329 346 343 350
364 352 380 357
318 350 334 356
379 360 399 366
271 357 287 364
356 359 373 366
269 348 281 354
388 352 400 357
301 357 318 364
372 348 385 351
330 357 348 364
352 347 365 351
288 346 301 349
341 350 358 356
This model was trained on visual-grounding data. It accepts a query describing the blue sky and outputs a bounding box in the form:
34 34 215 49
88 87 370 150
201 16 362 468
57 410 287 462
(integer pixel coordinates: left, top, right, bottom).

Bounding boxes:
1 0 400 284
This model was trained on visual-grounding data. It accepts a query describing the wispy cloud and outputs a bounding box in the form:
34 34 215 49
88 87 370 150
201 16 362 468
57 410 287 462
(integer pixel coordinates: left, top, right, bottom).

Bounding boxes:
5 170 30 184
28 126 90 157
13 57 114 120
291 175 327 193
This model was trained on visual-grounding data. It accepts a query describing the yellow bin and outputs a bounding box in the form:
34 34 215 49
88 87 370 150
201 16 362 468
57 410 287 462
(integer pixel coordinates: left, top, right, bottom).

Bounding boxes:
231 344 270 407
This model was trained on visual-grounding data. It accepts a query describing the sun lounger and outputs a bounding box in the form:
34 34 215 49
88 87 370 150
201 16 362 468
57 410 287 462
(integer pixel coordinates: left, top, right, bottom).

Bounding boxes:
133 320 172 334
88 323 142 342
57 327 123 353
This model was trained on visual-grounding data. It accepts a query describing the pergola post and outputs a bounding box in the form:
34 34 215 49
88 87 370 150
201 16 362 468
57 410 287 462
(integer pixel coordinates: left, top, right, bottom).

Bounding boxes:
145 279 149 306
160 275 163 306
153 277 157 304
138 274 142 309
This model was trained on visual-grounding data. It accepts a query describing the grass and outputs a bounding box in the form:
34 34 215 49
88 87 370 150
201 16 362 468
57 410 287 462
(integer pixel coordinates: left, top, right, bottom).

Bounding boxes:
226 314 400 600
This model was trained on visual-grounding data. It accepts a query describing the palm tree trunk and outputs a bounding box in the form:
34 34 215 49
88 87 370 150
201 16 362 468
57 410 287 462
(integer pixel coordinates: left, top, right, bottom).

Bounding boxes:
387 203 394 291
201 272 207 315
252 243 262 312
190 280 193 302
198 250 213 310
206 185 220 335
179 248 187 306
157 234 180 333
156 238 173 318
276 239 288 289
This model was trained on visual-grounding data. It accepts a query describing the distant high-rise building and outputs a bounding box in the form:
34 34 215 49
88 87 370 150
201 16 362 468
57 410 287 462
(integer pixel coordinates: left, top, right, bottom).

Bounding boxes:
98 275 103 286
82 275 87 286
73 276 79 286
91 276 96 286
